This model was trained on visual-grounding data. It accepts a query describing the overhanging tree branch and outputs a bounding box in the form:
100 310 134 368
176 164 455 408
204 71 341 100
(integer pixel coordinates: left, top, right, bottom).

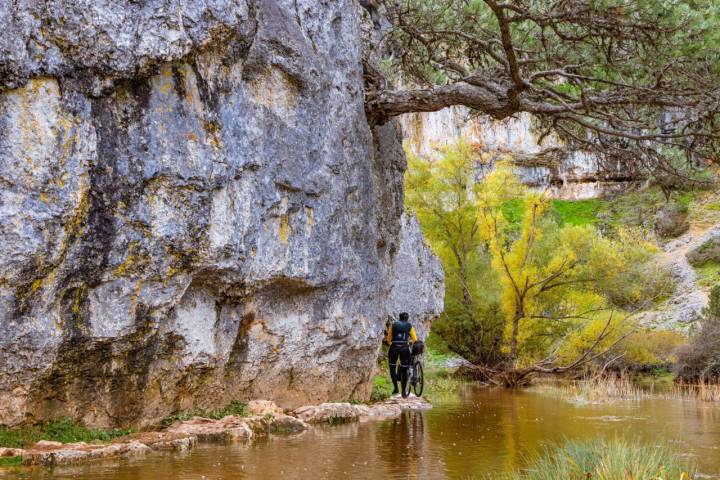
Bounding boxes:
364 0 720 172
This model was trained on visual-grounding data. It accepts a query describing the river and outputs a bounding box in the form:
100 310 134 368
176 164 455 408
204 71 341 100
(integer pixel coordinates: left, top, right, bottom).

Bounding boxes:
13 386 720 479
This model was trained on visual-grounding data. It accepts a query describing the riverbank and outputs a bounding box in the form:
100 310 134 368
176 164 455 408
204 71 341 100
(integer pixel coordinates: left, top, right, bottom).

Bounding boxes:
0 397 431 471
4 387 718 479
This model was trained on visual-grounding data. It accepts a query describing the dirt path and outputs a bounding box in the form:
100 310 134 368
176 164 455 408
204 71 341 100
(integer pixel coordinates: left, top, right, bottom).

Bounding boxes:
646 223 720 330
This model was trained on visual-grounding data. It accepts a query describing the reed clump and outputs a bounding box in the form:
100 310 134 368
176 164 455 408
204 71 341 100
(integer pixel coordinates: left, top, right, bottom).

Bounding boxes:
670 379 720 402
492 438 693 480
534 374 646 404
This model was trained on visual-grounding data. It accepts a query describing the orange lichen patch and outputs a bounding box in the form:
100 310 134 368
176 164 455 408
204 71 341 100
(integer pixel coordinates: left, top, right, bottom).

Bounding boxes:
188 132 197 142
154 65 175 96
279 214 290 245
179 63 205 118
203 120 223 149
129 279 144 321
29 278 43 293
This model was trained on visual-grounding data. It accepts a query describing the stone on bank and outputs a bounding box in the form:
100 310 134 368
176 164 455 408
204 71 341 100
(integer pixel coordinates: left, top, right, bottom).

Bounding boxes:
5 398 430 467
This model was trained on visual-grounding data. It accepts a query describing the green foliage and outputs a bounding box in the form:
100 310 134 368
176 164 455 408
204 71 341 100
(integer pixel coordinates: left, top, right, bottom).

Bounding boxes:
490 438 692 480
405 141 506 366
709 285 720 319
160 401 248 428
620 330 685 369
386 0 720 172
406 142 675 370
558 316 685 371
693 261 720 288
0 419 133 448
370 375 394 402
552 199 606 226
0 456 22 468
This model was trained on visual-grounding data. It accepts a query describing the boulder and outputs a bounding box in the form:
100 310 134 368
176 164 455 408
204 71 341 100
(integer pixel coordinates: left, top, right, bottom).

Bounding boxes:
293 403 362 424
166 416 253 442
22 441 151 466
115 432 196 451
656 202 690 238
0 447 25 457
267 415 308 434
248 400 284 417
687 237 720 266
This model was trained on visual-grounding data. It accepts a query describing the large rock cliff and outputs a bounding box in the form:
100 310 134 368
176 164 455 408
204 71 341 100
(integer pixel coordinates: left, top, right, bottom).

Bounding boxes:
402 108 644 199
0 0 443 427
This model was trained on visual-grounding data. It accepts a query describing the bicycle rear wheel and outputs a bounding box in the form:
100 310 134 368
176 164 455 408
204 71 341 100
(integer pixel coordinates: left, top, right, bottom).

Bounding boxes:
412 361 424 397
400 365 410 398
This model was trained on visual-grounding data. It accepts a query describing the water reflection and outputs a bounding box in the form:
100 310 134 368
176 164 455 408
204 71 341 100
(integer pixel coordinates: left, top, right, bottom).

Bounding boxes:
10 386 720 480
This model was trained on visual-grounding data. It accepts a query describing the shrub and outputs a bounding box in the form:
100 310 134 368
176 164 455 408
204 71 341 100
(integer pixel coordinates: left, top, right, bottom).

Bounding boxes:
370 375 393 402
618 329 686 371
493 438 693 480
676 285 720 381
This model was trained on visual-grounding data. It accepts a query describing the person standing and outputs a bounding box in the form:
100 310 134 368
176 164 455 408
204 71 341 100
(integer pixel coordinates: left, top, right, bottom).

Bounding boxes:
386 312 417 395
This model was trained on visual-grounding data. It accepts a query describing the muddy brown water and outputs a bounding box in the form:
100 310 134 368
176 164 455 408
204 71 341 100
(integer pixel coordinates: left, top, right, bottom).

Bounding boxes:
11 386 720 479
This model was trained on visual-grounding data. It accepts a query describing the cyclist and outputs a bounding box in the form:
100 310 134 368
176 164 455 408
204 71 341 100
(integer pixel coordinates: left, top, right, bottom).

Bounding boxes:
385 312 417 396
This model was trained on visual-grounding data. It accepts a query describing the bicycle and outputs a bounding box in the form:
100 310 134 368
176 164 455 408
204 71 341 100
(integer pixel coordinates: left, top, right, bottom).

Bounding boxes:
401 341 424 398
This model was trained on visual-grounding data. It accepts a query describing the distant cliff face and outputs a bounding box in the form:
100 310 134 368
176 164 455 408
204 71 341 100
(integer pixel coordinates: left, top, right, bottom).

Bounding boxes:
0 0 443 427
402 108 643 199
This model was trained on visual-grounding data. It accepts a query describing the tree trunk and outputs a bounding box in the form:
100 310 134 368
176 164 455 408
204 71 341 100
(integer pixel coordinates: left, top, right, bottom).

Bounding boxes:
508 311 521 368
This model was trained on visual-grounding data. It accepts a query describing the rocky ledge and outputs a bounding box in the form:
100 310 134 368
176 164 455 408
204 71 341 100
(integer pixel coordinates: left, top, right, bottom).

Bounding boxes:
4 397 431 467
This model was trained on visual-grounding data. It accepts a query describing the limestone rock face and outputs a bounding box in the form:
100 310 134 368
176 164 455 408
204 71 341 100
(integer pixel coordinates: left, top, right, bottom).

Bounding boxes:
402 108 644 199
0 0 444 427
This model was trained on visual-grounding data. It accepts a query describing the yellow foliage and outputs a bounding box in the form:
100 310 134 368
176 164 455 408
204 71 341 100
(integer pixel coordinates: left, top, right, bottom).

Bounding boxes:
559 315 685 369
405 141 675 369
622 330 685 366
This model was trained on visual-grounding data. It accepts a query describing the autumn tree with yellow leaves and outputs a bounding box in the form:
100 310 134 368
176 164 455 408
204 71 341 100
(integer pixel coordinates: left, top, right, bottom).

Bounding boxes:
406 142 674 385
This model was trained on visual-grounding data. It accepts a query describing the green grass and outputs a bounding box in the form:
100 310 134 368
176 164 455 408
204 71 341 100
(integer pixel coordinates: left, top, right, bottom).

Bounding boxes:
0 418 133 449
501 198 525 225
370 375 394 402
694 260 720 288
488 438 692 480
0 456 22 468
159 400 249 428
552 199 606 226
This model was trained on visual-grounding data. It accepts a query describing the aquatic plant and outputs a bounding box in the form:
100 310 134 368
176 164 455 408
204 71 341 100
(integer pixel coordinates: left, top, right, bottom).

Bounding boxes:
670 380 720 403
492 438 693 480
537 374 646 404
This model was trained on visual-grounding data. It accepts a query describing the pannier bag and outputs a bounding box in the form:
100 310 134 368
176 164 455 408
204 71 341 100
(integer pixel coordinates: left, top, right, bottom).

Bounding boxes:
412 341 425 355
